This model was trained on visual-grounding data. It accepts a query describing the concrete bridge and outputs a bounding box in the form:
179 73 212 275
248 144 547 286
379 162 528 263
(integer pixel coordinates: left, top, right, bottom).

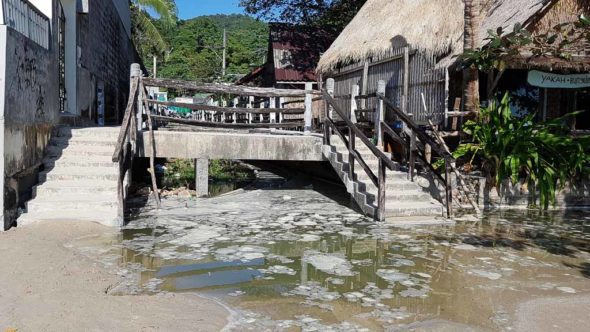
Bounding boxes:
18 65 461 227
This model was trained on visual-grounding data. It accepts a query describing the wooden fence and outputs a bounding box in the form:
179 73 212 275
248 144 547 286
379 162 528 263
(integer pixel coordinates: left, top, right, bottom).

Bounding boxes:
141 78 320 133
329 47 448 126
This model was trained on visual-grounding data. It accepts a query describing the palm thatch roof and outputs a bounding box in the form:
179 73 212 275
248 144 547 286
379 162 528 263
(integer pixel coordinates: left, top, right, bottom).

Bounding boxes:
317 0 555 73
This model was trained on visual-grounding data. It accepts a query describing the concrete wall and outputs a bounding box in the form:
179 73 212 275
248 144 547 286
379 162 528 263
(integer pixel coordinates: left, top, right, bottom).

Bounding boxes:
75 0 135 123
464 176 590 210
0 0 60 229
137 131 324 161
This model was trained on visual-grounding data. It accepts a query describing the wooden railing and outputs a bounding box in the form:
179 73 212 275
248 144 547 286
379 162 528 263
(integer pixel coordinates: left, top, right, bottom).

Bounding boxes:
141 78 319 133
113 64 321 217
323 78 454 219
323 79 398 221
377 93 453 218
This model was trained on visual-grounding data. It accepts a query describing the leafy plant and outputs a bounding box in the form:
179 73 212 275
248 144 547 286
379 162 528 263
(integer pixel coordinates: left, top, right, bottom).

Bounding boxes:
162 159 255 189
461 15 590 72
454 93 590 209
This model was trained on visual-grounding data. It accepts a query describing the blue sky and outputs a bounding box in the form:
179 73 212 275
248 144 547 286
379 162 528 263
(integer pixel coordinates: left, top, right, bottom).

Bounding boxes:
176 0 245 19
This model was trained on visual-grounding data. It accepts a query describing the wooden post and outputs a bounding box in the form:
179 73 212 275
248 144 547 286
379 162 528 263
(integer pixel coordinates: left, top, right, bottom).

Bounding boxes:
233 97 238 124
445 159 453 218
131 63 142 133
278 97 284 124
402 47 410 115
378 158 386 222
361 61 369 110
248 96 254 124
350 84 359 124
304 82 313 134
348 129 355 180
270 97 276 123
409 132 416 182
326 78 335 120
376 80 386 147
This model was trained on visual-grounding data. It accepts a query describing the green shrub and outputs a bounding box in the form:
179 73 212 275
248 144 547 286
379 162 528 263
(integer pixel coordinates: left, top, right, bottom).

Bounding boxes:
455 93 590 209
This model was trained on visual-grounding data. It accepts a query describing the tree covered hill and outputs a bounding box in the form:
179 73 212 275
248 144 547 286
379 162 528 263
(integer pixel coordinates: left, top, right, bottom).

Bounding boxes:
151 14 268 82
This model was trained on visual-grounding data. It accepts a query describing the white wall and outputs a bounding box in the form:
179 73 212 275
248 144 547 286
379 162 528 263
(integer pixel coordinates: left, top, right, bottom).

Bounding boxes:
29 0 53 19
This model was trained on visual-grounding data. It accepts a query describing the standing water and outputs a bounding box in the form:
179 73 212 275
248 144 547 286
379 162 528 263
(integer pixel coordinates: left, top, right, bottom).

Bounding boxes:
73 174 590 331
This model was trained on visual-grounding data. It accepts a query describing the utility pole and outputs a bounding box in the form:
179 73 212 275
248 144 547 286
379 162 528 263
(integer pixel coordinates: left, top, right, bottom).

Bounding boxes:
222 28 227 77
153 55 157 78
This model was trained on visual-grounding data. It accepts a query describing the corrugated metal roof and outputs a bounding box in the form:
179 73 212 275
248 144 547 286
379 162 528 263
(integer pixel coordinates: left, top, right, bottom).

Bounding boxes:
269 23 335 82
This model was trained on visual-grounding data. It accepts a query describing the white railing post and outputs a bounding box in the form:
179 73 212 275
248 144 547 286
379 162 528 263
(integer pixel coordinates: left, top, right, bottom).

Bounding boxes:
326 78 335 120
278 97 284 124
270 97 276 123
232 97 238 124
376 80 386 146
248 96 254 124
350 84 359 124
304 82 313 134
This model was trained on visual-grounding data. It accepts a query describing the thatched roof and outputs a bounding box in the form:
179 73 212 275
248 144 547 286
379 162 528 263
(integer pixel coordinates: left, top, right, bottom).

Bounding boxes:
317 0 555 73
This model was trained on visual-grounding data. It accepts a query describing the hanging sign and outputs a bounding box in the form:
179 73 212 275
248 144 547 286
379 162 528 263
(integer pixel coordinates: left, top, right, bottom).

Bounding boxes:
528 70 590 89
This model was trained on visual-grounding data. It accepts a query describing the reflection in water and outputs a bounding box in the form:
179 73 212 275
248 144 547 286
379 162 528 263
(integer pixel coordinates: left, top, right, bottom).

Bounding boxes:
76 174 590 331
111 199 590 331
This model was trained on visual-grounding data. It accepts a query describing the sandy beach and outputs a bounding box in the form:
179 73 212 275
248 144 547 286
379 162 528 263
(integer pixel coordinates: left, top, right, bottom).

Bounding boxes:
0 221 229 332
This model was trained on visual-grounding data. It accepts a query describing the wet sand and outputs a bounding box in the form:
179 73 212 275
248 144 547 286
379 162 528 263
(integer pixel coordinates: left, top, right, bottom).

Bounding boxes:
0 221 229 332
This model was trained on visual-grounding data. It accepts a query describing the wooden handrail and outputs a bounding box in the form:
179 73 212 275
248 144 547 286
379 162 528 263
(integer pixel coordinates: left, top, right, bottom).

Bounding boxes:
147 100 304 114
377 93 452 160
325 118 378 187
322 90 397 171
113 77 139 162
142 77 319 98
150 115 304 129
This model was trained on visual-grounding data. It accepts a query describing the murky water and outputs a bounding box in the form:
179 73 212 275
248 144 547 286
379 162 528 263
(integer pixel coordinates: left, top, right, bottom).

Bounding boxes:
74 176 590 331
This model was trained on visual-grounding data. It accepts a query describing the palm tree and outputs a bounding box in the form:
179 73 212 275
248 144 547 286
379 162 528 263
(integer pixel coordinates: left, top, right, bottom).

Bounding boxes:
131 0 177 65
463 0 481 114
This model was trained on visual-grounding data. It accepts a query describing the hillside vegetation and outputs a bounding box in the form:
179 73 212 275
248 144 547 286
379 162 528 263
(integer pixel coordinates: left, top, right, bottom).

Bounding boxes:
148 14 268 82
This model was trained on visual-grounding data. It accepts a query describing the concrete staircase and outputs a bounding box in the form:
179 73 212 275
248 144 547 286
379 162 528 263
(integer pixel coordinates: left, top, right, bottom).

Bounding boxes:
323 135 444 220
18 126 123 227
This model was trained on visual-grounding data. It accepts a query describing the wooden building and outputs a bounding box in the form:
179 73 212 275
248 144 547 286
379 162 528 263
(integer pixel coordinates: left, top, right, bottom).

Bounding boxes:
238 23 335 89
316 0 590 130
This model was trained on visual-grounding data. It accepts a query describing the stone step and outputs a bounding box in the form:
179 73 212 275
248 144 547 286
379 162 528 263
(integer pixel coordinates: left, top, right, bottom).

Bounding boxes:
18 208 121 227
33 180 118 196
26 198 117 211
39 167 119 182
49 137 117 148
383 203 443 218
31 191 118 201
43 157 118 169
365 190 433 202
46 145 114 157
56 126 121 139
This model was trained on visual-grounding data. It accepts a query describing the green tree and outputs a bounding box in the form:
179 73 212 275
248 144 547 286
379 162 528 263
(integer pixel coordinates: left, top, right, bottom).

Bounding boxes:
156 15 268 82
131 0 177 62
239 0 366 30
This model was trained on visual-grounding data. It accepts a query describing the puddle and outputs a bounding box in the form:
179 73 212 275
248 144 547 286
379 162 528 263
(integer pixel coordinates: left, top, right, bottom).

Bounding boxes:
73 177 590 331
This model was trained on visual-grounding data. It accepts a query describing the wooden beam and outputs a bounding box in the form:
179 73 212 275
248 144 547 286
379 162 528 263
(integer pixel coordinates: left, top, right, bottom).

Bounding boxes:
151 115 304 129
142 77 318 98
147 100 304 114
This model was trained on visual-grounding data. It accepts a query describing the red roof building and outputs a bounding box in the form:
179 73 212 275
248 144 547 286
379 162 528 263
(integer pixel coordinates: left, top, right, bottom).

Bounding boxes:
237 23 336 89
